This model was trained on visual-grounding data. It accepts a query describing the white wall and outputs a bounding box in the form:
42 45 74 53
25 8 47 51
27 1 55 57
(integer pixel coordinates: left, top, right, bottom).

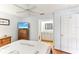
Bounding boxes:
21 14 53 41
0 10 53 41
0 12 22 42
54 6 79 49
20 16 38 41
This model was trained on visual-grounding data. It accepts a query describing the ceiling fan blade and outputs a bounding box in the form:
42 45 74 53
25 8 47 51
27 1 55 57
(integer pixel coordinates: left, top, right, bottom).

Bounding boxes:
14 4 26 10
14 4 36 13
17 10 28 13
27 9 38 13
14 4 36 10
14 4 44 15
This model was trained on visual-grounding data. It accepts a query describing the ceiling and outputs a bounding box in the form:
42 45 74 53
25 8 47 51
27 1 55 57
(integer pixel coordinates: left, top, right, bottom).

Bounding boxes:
0 4 78 18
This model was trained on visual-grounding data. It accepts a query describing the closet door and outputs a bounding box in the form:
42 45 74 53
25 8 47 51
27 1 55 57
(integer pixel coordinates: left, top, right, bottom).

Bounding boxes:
61 14 77 53
74 14 79 53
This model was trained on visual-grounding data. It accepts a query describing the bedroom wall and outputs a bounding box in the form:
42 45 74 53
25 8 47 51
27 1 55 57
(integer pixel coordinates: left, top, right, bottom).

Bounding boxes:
21 14 53 41
0 12 22 42
0 11 53 42
54 6 79 49
20 16 38 41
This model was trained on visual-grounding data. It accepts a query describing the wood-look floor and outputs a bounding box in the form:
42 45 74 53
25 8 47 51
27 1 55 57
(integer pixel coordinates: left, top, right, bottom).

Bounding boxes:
41 40 70 54
52 49 71 54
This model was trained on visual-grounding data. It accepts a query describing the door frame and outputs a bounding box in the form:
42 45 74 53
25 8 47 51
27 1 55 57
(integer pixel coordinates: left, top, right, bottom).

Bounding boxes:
38 20 53 41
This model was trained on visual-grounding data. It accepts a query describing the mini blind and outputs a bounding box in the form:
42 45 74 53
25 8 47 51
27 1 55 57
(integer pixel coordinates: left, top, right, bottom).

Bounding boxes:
45 23 53 30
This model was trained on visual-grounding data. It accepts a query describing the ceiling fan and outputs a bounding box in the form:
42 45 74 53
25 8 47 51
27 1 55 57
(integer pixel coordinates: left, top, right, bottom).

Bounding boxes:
14 4 45 16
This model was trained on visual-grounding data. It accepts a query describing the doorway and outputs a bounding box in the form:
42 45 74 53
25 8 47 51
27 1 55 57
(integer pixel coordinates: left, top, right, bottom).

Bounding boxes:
38 20 53 42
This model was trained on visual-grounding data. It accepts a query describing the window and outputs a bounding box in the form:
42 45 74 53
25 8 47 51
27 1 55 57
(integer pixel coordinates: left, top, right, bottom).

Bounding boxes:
45 23 53 30
41 21 53 32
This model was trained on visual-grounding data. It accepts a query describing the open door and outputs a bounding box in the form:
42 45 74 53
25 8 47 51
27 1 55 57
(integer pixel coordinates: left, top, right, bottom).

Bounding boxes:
38 20 53 42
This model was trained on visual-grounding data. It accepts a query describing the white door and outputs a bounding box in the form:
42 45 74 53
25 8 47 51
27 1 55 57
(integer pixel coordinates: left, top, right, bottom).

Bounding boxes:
60 14 77 53
74 14 79 53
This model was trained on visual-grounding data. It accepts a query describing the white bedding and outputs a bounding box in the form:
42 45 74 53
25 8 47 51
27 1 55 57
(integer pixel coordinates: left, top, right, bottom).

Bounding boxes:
0 40 51 54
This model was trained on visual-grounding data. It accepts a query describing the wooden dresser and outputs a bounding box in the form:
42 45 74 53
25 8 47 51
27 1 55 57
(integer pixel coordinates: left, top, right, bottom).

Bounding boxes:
18 29 29 40
0 36 11 47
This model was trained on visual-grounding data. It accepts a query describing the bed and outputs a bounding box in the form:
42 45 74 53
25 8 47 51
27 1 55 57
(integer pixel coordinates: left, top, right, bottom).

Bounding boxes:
0 40 51 54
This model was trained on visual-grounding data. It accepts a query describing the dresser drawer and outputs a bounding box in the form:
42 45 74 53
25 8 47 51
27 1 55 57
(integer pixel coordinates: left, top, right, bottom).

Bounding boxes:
0 36 11 47
2 38 11 46
18 29 29 40
0 40 2 46
2 38 11 42
2 39 11 44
